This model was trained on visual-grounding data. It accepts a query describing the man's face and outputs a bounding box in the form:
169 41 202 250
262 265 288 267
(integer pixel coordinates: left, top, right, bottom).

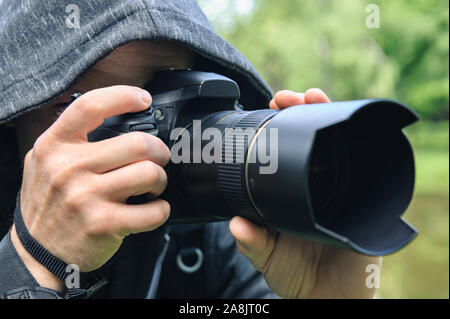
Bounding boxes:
15 40 194 159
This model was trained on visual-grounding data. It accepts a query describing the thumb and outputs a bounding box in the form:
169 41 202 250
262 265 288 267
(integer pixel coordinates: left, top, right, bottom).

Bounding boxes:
229 216 277 272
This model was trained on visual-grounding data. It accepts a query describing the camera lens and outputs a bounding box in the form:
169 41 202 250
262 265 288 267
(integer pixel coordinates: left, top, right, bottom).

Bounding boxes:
175 100 418 256
308 132 340 217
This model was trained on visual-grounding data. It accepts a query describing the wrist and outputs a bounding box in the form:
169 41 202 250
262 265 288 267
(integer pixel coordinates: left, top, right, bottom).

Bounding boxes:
10 224 65 292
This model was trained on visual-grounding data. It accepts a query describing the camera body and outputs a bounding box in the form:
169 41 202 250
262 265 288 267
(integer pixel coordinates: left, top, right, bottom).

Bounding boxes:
88 70 419 256
88 71 246 224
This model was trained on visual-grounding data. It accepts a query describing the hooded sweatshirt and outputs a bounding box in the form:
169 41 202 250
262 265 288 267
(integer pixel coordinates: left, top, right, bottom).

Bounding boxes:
0 0 276 298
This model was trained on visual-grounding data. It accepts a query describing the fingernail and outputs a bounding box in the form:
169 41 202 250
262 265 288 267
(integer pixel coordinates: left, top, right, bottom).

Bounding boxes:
307 88 323 94
139 89 152 105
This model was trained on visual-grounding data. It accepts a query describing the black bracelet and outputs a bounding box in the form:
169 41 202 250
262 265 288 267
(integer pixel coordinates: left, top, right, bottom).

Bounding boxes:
13 195 70 281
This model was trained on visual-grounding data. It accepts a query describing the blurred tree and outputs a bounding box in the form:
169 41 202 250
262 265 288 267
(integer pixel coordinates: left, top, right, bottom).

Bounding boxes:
198 0 449 299
199 0 449 120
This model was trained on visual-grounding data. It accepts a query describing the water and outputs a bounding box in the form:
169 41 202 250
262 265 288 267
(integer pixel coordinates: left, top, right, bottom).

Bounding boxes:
377 194 449 298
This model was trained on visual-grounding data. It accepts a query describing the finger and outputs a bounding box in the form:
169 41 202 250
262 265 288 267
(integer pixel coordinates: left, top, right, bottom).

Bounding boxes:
50 86 152 141
271 90 305 109
100 160 168 201
304 88 331 104
86 132 171 173
111 199 171 236
229 216 277 271
269 98 280 109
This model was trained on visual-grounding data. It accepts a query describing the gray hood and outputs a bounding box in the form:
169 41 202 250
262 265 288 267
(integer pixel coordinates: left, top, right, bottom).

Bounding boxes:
0 0 272 125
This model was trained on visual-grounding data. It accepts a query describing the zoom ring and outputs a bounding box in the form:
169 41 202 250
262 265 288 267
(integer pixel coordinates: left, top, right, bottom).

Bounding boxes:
217 109 277 222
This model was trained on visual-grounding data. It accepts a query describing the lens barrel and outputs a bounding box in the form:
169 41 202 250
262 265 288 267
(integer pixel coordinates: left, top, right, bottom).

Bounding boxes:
177 99 418 256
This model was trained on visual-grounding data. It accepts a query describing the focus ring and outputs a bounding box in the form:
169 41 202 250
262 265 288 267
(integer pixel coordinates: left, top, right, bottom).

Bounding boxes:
217 109 277 222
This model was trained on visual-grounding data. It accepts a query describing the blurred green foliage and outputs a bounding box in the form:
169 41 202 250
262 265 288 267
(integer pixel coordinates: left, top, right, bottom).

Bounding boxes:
405 121 449 195
199 0 449 298
207 0 449 121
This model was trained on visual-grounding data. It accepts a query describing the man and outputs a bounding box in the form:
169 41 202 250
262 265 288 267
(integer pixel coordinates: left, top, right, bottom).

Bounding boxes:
0 0 380 298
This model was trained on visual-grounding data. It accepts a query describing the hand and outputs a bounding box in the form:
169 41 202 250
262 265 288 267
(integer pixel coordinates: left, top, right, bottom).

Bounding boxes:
230 88 382 299
11 86 171 291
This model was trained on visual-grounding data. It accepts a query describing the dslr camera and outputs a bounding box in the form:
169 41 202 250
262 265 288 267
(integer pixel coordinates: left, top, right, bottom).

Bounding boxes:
87 70 418 256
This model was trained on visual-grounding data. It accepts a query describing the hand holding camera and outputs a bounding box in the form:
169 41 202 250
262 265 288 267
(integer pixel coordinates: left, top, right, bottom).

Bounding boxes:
11 86 171 290
229 89 380 299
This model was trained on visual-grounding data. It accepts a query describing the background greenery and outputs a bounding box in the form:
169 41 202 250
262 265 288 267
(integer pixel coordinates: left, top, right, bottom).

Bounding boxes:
198 0 449 298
